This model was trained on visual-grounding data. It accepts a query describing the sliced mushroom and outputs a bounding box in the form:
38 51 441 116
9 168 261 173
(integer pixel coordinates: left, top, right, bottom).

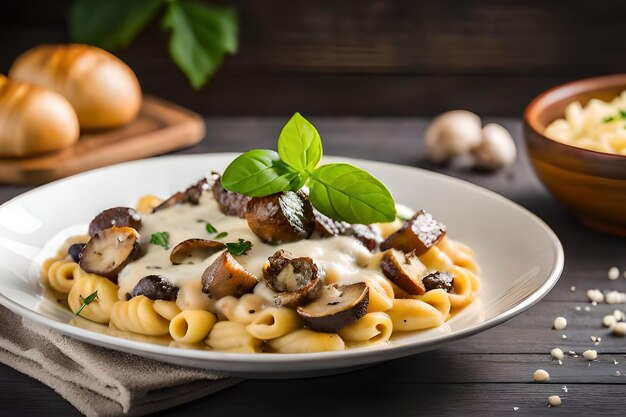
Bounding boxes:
246 191 314 244
152 191 187 212
129 275 179 301
349 224 383 252
152 178 210 213
313 209 349 237
380 210 446 255
313 209 382 251
211 173 250 218
422 271 455 293
201 252 258 299
380 249 428 295
296 283 369 333
169 239 226 265
67 243 86 263
185 178 210 205
262 249 325 307
79 226 141 282
88 207 142 236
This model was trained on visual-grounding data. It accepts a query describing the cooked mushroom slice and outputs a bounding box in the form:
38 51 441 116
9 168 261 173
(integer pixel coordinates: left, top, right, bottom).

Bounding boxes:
185 178 210 205
88 207 142 236
296 283 369 333
129 275 179 301
246 191 315 244
380 249 428 295
67 243 86 263
79 226 140 282
152 192 187 212
422 271 455 293
211 173 250 218
170 239 226 265
380 210 446 255
153 178 210 212
262 249 325 307
313 208 348 237
201 252 258 299
349 224 383 252
313 209 382 251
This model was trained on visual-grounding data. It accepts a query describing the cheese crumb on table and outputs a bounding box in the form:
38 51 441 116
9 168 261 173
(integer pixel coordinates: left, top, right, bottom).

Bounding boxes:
548 396 561 407
587 289 604 303
534 369 550 382
613 322 626 337
608 267 620 280
553 316 567 330
583 350 597 361
603 315 617 328
551 348 564 360
605 291 626 304
570 286 576 292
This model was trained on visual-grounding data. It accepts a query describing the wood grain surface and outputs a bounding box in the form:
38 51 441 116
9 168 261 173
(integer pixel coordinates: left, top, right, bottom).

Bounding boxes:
2 1 626 115
0 117 625 416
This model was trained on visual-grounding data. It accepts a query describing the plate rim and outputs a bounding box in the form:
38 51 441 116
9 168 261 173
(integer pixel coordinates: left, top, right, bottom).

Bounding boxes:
0 153 564 367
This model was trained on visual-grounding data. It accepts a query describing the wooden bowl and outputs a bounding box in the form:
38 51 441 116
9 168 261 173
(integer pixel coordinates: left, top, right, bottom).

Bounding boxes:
524 74 626 236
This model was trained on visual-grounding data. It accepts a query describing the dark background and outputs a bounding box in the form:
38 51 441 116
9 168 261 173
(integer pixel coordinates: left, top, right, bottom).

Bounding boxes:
2 0 626 116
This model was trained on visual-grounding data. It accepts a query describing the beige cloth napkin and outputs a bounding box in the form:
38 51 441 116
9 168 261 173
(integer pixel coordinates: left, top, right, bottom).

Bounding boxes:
0 305 241 417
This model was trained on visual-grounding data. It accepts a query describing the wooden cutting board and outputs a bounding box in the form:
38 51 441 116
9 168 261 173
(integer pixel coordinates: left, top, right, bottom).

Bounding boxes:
0 96 205 185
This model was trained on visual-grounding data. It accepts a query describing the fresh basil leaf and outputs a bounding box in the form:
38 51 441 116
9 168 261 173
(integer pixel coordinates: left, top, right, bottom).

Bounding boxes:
150 231 170 249
225 238 253 256
308 163 396 224
162 0 238 89
70 0 164 50
222 149 302 197
278 112 323 173
215 231 228 240
205 223 218 234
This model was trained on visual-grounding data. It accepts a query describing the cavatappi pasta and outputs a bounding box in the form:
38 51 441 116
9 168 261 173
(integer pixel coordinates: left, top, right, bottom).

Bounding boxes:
544 91 626 155
39 175 481 354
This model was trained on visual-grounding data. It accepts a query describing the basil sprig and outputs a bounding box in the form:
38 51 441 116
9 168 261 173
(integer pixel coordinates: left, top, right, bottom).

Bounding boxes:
222 113 396 224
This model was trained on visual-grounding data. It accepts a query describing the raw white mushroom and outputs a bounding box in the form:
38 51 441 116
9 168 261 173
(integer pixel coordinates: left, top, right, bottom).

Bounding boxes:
424 110 482 163
472 123 517 170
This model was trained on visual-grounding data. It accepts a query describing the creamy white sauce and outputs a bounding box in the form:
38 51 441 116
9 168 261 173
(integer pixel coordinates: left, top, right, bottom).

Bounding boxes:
117 192 385 310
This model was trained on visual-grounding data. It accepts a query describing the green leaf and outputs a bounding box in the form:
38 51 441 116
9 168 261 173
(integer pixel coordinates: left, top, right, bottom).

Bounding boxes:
278 112 323 173
69 0 164 50
162 0 238 89
205 223 218 234
215 231 228 240
225 238 253 256
222 149 302 197
150 231 170 249
74 290 98 317
308 163 396 224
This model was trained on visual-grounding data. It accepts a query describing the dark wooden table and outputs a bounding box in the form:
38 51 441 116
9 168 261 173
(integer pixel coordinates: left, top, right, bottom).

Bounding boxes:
1 117 625 416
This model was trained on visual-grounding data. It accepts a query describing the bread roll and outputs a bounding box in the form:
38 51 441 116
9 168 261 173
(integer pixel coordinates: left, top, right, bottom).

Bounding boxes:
0 74 79 158
9 44 142 130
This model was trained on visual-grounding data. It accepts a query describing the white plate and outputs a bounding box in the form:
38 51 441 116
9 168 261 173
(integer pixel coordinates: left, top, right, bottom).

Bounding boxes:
0 154 563 377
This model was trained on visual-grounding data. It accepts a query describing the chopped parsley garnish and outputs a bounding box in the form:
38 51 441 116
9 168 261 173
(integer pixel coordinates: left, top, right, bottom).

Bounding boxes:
205 223 218 234
198 219 223 236
150 231 170 249
74 290 98 317
225 238 253 255
603 109 626 123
